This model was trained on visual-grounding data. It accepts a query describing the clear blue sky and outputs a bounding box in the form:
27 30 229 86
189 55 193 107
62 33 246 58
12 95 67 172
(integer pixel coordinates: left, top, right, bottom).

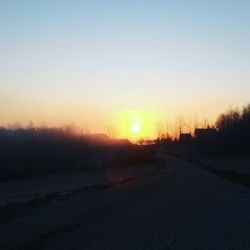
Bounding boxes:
0 0 250 134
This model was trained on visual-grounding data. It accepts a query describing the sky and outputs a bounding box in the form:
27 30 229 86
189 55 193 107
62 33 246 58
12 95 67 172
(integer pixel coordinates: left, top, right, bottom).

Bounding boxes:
0 0 250 139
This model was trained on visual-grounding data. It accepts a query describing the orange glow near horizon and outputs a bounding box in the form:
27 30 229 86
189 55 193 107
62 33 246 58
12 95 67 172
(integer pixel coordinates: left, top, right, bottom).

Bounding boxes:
113 110 159 141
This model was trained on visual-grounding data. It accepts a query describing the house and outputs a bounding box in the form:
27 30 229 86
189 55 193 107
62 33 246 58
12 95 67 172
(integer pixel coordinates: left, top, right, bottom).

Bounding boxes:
194 128 217 140
179 133 192 144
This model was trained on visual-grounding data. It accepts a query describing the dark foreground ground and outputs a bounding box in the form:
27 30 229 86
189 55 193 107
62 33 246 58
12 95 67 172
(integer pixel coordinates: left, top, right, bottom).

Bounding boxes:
0 152 249 250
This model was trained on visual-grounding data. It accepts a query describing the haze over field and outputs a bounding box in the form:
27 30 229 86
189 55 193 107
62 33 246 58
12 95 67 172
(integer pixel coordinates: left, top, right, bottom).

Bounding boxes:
1 0 250 139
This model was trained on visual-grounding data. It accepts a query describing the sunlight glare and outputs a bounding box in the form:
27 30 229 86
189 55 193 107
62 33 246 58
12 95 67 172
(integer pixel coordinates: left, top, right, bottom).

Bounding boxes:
113 109 160 141
130 123 141 134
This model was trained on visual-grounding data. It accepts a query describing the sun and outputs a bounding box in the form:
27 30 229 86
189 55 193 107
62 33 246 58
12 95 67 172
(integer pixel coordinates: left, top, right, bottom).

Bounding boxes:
113 109 160 140
130 123 141 134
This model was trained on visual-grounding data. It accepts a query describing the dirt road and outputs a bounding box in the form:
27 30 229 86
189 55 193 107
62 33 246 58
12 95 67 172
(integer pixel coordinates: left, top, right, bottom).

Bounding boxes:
0 153 249 250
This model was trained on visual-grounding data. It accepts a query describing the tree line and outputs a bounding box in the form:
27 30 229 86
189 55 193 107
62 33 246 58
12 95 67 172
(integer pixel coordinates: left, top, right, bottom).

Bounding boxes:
158 103 250 155
0 126 154 180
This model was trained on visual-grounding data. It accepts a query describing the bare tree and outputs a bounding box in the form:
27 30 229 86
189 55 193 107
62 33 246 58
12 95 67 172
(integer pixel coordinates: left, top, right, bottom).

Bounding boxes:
175 116 186 138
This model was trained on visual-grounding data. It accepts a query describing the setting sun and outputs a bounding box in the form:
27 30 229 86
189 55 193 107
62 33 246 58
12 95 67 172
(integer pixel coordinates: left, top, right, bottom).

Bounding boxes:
112 110 160 141
130 123 141 134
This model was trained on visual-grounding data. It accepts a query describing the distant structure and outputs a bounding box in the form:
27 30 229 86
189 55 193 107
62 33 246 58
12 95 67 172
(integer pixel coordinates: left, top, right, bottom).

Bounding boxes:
85 134 131 145
179 133 192 144
194 128 217 140
111 138 131 145
86 133 109 141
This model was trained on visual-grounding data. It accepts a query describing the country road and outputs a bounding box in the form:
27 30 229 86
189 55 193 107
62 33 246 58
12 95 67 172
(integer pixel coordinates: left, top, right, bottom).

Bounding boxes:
0 153 249 250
